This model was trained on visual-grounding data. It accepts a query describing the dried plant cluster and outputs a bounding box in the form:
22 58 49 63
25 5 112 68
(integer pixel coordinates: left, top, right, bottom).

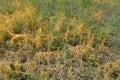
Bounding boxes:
0 0 119 80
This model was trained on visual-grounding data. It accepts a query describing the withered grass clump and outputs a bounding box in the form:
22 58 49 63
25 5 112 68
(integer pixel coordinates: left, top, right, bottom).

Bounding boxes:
0 0 119 80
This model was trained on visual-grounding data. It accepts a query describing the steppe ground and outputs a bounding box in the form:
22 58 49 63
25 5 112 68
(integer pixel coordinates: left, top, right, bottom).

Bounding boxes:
0 0 120 80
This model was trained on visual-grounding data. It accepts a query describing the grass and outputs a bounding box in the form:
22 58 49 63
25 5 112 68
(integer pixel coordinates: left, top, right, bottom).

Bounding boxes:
0 0 120 80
